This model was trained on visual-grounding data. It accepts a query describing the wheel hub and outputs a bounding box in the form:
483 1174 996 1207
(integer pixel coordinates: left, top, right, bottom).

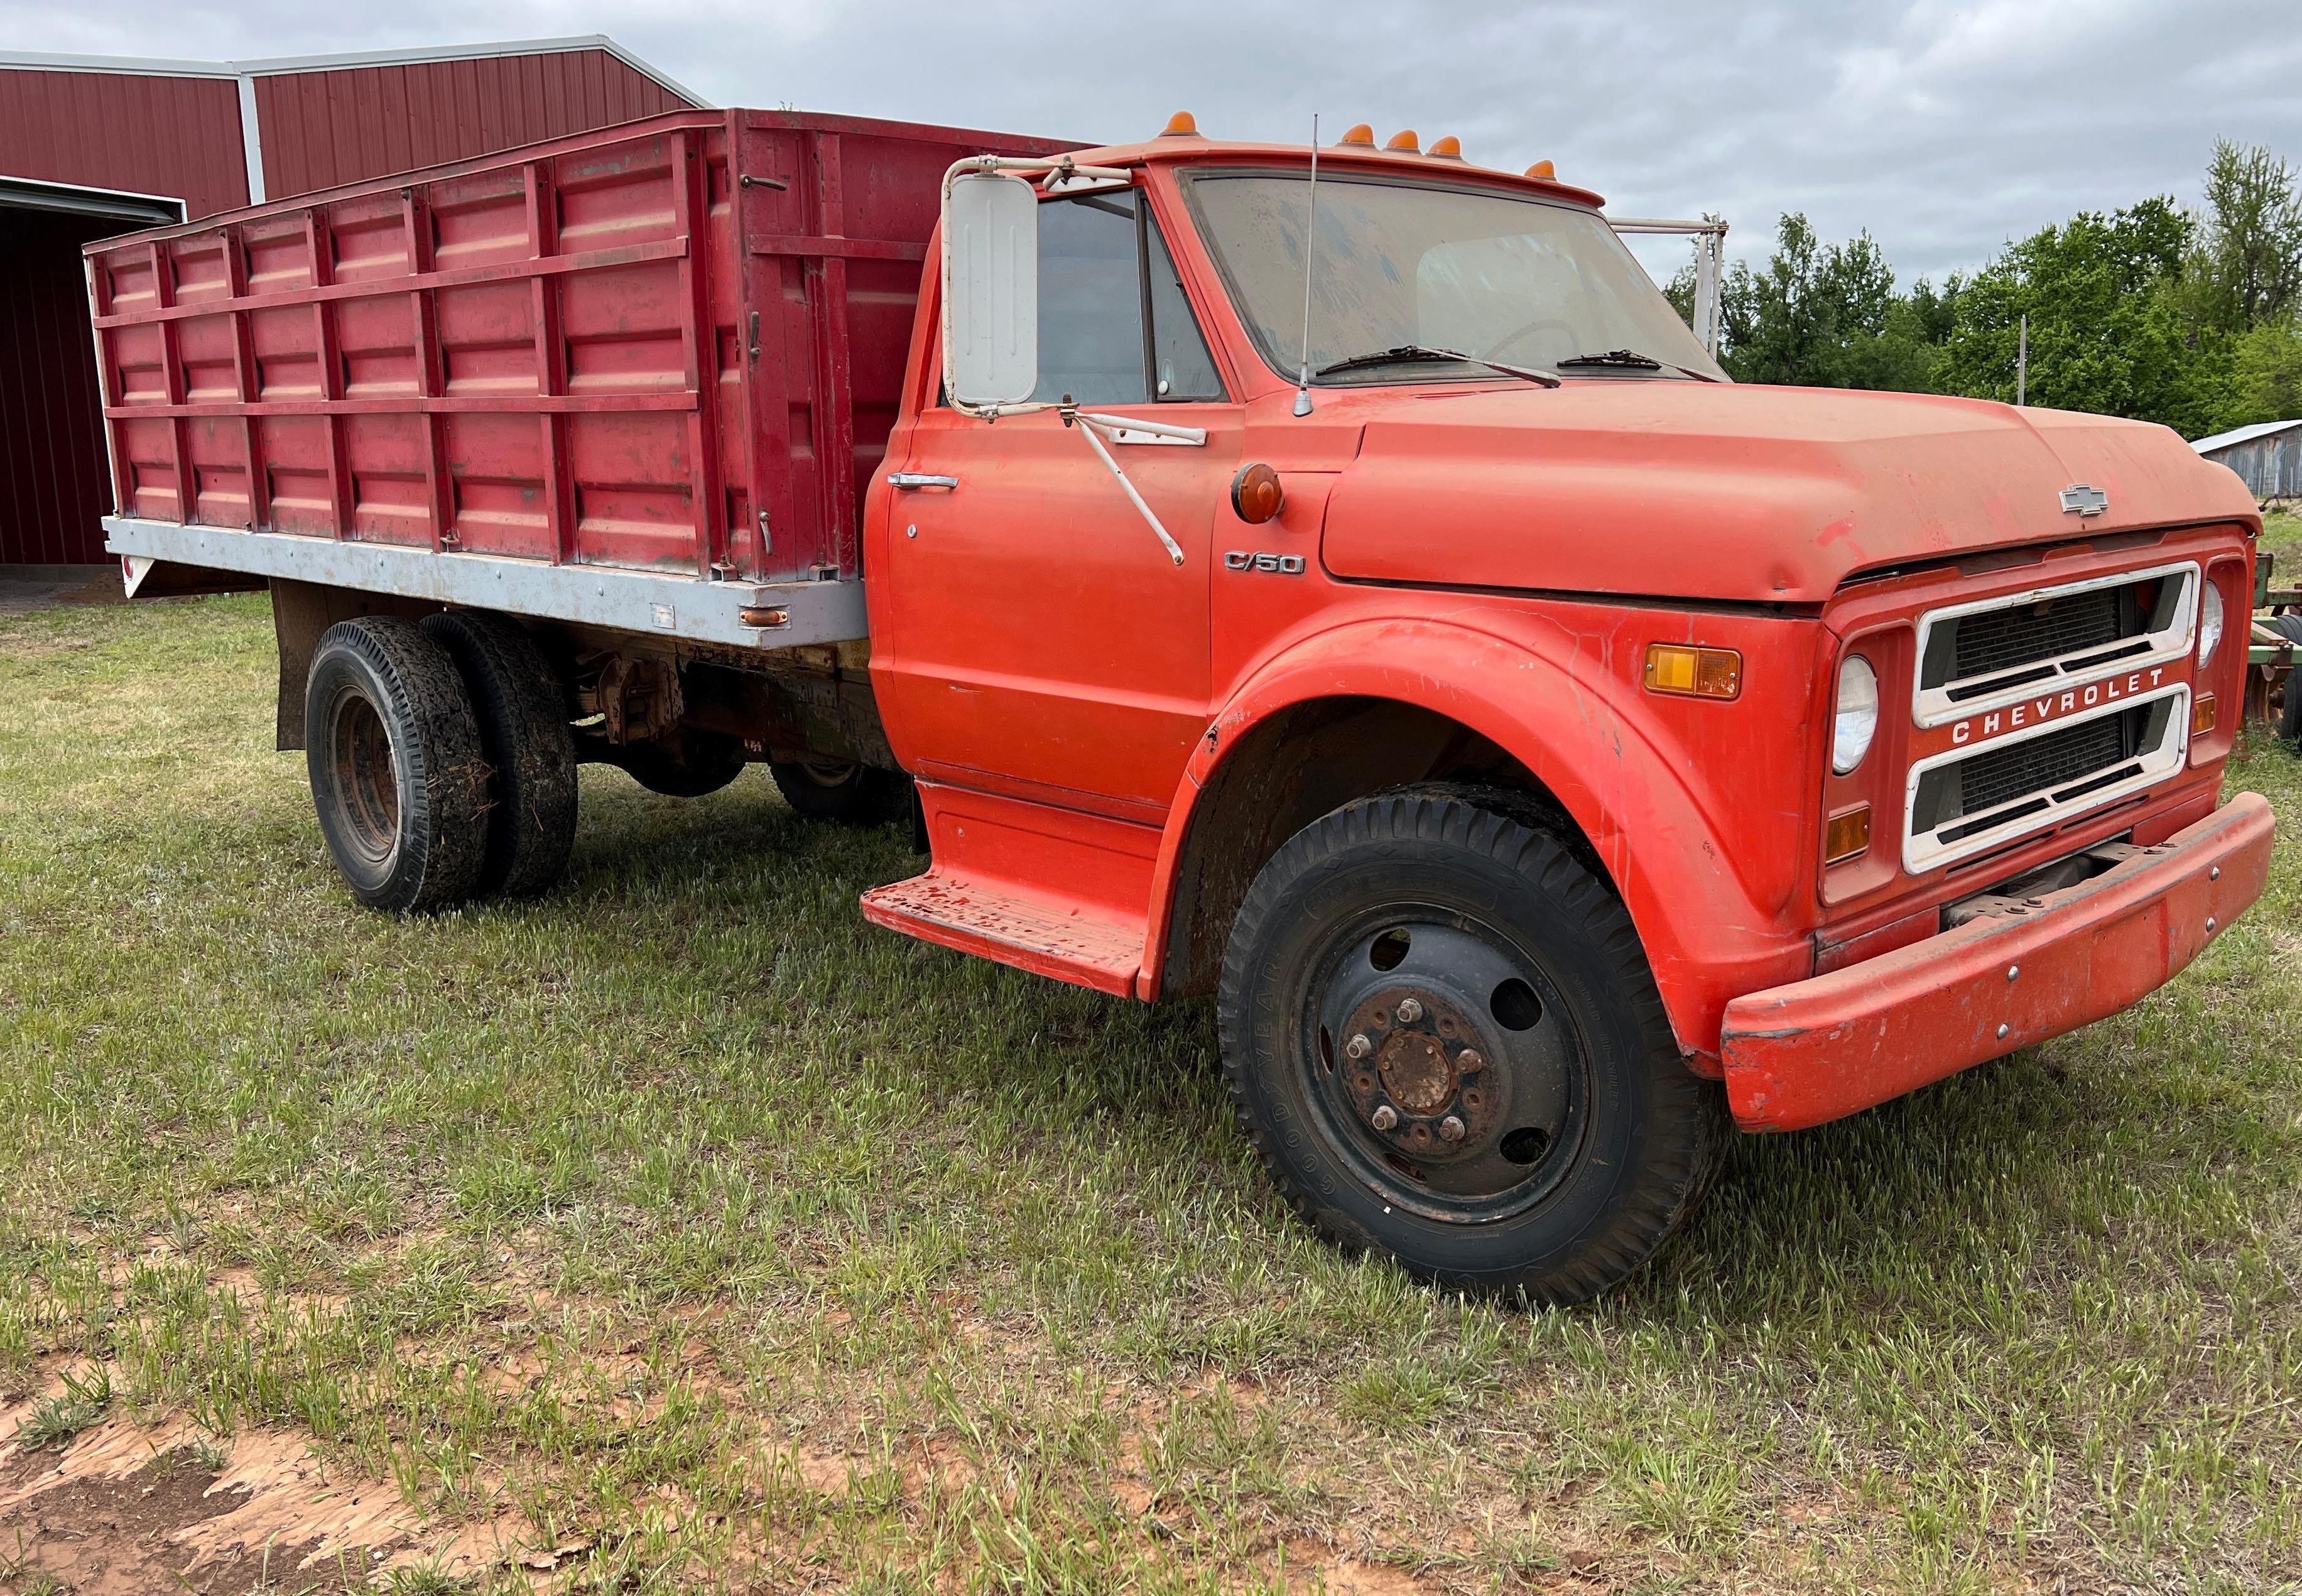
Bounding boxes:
1312 919 1584 1217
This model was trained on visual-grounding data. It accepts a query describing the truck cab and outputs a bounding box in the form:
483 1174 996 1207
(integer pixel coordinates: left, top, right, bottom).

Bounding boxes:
861 121 2270 1298
85 109 2272 1303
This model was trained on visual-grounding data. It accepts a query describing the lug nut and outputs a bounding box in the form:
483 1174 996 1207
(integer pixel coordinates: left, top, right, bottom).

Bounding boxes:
1457 1048 1484 1073
1345 1033 1372 1060
1396 998 1423 1023
1438 1116 1467 1142
1370 1104 1399 1131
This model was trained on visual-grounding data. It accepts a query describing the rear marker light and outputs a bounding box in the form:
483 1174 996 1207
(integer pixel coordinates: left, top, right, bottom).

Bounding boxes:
740 606 790 629
2191 693 2217 737
1825 805 1872 866
1644 643 1742 700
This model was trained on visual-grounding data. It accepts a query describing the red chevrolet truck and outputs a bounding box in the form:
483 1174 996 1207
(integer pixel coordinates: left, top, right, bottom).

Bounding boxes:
84 106 2272 1303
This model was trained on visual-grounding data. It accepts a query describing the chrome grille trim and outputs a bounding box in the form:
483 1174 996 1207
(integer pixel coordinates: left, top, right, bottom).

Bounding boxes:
1902 683 2190 874
1911 561 2199 728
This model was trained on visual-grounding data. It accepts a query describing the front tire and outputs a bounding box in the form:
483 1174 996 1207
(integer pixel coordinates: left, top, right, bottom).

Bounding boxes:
1217 786 1725 1303
304 618 489 913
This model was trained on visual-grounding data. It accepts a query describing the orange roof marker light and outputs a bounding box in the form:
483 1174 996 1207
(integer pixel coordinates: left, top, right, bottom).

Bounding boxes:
1159 111 1202 138
1429 135 1463 160
1525 159 1556 180
1384 129 1421 154
1337 123 1376 148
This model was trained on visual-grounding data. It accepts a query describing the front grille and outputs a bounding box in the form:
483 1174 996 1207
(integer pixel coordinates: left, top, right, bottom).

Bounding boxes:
1950 589 2122 687
1954 714 2126 817
1906 690 2185 869
1914 562 2196 725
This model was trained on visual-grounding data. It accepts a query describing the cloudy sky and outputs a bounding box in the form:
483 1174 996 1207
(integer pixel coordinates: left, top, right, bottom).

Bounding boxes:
11 0 2301 288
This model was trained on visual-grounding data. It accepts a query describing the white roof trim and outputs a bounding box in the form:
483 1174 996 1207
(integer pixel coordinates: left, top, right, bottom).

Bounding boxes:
0 35 709 107
2191 417 2302 454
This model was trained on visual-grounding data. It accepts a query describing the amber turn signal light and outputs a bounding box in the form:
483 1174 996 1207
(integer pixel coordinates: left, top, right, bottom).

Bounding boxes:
1825 805 1872 866
1231 462 1284 524
1643 643 1742 700
2191 693 2217 737
1338 124 1376 148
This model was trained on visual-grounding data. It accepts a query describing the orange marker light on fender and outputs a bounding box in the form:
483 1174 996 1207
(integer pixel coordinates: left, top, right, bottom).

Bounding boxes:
1159 111 1201 138
1231 463 1284 524
1385 129 1421 154
1825 805 1872 866
1338 124 1376 148
1643 643 1742 700
1525 159 1556 180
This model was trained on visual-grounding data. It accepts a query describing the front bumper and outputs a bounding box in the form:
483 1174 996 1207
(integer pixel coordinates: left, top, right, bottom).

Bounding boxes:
1721 793 2274 1131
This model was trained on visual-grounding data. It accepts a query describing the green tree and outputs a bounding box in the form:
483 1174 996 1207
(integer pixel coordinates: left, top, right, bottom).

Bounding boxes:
1935 198 2222 433
2192 139 2302 333
1701 214 1952 392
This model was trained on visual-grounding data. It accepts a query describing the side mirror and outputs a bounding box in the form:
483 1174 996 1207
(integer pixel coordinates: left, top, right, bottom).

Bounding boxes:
943 171 1040 407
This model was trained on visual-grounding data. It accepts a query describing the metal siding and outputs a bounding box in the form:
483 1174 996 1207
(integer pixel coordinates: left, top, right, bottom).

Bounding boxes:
0 68 248 218
252 49 692 198
2203 430 2302 499
1 210 118 564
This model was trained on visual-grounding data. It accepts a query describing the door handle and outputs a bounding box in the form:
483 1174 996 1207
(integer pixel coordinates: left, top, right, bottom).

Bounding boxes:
888 472 960 490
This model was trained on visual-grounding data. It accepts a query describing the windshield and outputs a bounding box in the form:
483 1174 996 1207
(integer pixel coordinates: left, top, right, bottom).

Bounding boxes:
1185 172 1726 384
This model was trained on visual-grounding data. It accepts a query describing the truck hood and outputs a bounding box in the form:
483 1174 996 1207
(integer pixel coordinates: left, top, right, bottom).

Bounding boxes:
1317 383 2257 604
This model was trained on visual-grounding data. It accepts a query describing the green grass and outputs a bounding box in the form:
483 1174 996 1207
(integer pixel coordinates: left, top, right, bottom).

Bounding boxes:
1 594 2299 1593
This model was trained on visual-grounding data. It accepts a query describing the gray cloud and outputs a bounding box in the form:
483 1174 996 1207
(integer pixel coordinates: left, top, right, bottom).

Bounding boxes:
8 0 2298 287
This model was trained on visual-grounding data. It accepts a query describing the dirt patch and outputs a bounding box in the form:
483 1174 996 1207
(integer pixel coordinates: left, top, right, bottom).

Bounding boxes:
0 1410 535 1593
0 1449 369 1595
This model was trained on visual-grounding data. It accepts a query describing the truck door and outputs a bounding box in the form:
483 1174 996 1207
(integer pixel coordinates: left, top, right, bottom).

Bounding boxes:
879 188 1239 820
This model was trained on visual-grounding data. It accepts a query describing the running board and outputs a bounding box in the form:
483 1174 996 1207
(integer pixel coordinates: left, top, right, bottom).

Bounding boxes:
861 871 1143 996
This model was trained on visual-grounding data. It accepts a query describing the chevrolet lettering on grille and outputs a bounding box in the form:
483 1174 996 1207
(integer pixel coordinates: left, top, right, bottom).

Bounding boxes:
1947 665 2172 746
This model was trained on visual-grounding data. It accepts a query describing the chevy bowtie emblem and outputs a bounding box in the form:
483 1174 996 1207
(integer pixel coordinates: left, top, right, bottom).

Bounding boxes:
2060 484 2109 517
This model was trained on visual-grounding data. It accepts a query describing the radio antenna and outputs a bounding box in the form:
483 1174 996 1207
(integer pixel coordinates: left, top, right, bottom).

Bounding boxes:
1294 113 1319 417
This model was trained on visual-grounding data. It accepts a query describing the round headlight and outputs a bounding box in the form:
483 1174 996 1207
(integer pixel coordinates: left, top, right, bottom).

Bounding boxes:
1832 654 1879 776
2197 582 2225 666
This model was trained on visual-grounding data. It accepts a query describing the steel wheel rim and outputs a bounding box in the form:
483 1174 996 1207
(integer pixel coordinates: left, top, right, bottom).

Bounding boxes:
327 688 400 867
1296 908 1590 1225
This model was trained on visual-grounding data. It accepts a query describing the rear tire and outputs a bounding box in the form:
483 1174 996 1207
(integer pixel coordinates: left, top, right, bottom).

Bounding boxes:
304 617 489 913
1217 785 1727 1304
619 732 747 797
419 611 577 899
769 756 904 824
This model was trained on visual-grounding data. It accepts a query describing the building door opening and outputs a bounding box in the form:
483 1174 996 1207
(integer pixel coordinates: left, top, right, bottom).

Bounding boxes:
1 176 183 572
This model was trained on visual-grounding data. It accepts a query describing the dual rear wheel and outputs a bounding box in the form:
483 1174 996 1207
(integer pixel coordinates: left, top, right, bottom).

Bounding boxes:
305 613 576 913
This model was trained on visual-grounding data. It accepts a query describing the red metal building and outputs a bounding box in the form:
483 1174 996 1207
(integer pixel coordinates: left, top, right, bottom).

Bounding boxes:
0 35 702 570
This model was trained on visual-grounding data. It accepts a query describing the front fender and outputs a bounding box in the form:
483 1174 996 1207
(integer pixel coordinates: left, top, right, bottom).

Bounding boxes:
1147 607 1828 1058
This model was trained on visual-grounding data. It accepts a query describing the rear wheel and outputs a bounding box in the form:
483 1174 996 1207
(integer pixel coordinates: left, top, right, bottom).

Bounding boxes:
419 610 577 898
769 754 904 823
1218 786 1726 1303
304 617 489 913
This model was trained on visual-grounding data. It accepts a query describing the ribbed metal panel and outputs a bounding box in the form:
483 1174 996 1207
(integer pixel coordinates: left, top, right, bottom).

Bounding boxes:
0 68 249 219
0 209 116 565
252 50 692 198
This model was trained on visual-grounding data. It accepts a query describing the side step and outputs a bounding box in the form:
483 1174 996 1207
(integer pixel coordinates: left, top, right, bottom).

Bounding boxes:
860 871 1144 996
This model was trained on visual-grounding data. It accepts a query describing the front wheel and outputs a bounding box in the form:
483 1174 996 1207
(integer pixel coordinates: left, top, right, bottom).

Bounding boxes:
1218 786 1726 1304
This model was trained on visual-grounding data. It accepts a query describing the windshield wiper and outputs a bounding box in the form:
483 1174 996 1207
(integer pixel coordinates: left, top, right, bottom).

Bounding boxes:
1556 348 1722 383
1315 344 1561 388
